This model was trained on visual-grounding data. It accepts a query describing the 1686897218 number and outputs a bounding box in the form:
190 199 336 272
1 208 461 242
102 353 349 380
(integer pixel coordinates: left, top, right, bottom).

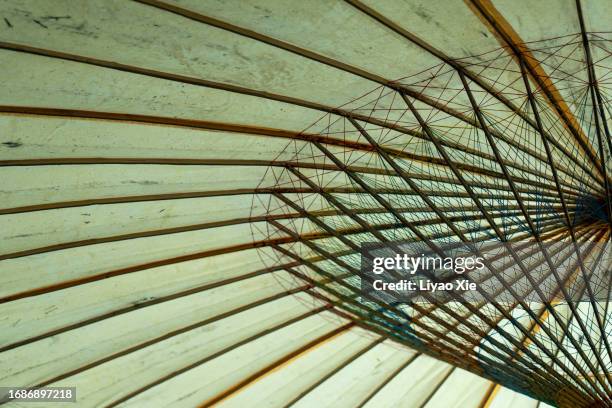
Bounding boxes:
0 387 76 403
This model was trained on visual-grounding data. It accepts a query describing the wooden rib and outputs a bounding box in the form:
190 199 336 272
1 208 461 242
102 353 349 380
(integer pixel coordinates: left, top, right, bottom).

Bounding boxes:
129 0 601 188
0 207 568 306
0 239 289 304
0 107 595 197
276 172 602 403
276 227 593 404
0 181 569 217
478 383 501 408
0 187 258 215
466 0 602 174
16 285 314 384
0 156 580 200
199 322 356 407
343 0 604 185
0 203 548 261
102 310 345 408
282 337 387 407
0 261 305 353
0 41 599 193
355 352 420 408
417 367 456 408
512 229 608 359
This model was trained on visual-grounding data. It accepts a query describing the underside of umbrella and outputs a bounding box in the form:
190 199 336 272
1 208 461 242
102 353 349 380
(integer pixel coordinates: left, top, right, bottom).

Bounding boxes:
0 1 610 407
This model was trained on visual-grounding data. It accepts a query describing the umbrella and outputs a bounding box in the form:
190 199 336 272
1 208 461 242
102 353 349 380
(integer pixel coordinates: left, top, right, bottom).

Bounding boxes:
0 1 609 407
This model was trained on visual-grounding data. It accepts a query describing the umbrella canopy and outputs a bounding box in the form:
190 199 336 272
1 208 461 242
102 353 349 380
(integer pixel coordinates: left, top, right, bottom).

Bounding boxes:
0 1 609 407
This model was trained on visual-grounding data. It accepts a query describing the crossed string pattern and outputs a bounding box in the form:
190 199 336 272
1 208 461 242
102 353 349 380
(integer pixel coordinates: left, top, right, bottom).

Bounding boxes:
252 33 611 407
